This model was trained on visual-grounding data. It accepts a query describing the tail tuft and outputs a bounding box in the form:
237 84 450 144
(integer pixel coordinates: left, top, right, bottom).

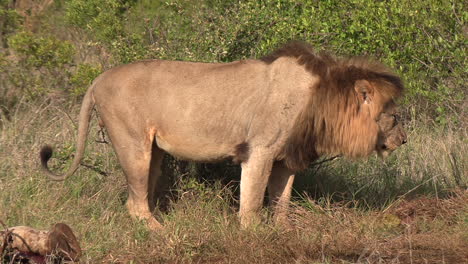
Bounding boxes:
40 145 53 167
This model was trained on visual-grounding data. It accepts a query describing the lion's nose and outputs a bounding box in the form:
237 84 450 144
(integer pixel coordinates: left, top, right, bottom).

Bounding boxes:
400 130 407 145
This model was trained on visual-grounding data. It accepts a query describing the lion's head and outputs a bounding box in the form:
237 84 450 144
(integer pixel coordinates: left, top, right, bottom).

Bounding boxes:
375 102 407 158
266 42 407 171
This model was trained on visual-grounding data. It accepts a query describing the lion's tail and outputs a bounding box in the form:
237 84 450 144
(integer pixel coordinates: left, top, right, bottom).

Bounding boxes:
40 83 96 181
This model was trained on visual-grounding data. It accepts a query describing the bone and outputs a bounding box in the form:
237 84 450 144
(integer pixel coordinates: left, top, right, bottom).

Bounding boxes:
1 223 81 262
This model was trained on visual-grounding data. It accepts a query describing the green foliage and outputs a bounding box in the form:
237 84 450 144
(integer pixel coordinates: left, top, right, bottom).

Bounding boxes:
65 0 146 63
8 31 75 69
70 63 102 96
65 0 128 42
0 0 466 126
61 0 462 124
2 0 463 124
0 31 75 103
0 0 22 47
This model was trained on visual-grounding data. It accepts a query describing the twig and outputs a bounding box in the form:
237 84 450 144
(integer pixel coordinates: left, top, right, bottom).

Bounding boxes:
53 105 77 130
310 156 340 167
80 163 108 176
0 220 10 257
307 156 340 196
96 126 109 144
411 55 434 70
94 109 108 144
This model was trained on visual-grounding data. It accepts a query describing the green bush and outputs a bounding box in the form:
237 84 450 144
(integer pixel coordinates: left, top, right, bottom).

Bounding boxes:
2 31 74 99
8 31 75 69
65 0 146 63
0 0 22 47
60 0 465 124
70 63 102 97
65 0 129 43
1 0 464 123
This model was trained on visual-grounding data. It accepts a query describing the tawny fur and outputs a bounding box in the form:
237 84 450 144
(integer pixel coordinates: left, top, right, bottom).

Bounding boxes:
263 42 403 170
40 41 406 229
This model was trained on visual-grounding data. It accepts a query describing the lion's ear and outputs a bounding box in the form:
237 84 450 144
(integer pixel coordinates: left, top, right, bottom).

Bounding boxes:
354 80 374 104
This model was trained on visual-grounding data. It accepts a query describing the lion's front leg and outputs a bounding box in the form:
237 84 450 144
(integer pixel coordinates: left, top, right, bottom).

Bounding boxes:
239 151 274 227
268 163 295 227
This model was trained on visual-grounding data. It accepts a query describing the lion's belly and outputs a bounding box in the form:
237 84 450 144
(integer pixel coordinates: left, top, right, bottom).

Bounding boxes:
154 133 235 162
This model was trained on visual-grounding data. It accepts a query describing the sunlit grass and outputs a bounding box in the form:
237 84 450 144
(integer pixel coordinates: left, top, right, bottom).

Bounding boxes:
0 102 466 263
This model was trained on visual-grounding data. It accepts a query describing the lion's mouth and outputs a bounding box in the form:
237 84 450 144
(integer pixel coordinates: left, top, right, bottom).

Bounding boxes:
376 144 391 158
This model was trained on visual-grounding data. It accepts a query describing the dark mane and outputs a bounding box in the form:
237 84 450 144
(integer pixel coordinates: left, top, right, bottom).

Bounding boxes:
261 41 403 95
264 42 404 171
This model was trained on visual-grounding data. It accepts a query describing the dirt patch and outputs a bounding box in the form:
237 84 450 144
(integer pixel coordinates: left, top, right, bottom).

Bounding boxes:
373 190 468 263
389 190 467 225
377 232 468 264
285 192 468 263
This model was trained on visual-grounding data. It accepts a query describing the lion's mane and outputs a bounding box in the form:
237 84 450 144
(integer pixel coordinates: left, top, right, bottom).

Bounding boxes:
262 42 404 171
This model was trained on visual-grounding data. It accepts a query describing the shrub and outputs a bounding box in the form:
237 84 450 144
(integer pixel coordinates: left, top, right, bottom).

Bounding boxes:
0 0 22 47
62 0 464 124
70 63 102 97
2 31 74 99
8 31 75 69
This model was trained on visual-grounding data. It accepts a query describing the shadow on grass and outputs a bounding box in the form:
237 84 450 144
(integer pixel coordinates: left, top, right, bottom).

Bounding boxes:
159 153 460 211
297 154 462 209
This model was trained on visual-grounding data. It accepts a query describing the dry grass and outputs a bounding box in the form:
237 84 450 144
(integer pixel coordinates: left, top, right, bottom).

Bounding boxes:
295 118 467 208
0 101 467 263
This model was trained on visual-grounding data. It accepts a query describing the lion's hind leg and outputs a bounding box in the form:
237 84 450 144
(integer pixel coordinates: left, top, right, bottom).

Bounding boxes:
148 144 166 213
104 124 163 230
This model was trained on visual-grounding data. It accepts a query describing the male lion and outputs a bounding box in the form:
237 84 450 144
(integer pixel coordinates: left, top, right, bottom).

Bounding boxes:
40 42 406 229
